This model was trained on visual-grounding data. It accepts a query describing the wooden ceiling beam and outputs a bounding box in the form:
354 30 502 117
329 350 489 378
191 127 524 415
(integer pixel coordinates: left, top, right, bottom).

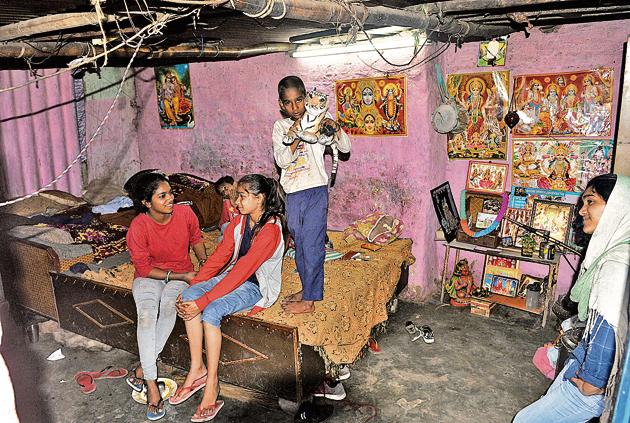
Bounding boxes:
0 12 112 42
223 0 516 38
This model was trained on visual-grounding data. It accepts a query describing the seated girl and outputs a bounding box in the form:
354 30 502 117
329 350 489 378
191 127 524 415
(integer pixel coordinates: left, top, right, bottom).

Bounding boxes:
125 171 207 421
171 174 286 422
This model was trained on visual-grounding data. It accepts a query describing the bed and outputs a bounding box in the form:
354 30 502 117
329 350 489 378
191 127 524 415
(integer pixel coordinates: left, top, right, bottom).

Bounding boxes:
49 230 413 401
0 186 413 401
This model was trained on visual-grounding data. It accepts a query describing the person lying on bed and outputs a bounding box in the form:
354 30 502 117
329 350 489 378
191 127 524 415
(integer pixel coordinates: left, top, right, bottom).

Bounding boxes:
172 174 287 422
125 171 208 421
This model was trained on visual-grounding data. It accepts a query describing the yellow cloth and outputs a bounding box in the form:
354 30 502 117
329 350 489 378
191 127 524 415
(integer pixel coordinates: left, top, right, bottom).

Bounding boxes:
85 231 414 365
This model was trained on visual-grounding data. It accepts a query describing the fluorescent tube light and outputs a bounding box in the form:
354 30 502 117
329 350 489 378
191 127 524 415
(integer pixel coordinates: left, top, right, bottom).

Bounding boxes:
290 30 425 58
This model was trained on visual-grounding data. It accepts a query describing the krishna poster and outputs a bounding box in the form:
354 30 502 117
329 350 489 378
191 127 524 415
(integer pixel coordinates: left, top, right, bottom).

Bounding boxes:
511 68 613 137
155 64 195 129
446 70 510 160
335 76 407 136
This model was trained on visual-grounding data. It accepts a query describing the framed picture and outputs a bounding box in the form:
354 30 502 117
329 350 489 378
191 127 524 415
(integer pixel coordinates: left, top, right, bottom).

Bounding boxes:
466 161 509 195
500 207 532 248
518 274 544 297
482 254 519 291
430 182 460 243
478 36 507 67
490 275 519 297
530 200 574 243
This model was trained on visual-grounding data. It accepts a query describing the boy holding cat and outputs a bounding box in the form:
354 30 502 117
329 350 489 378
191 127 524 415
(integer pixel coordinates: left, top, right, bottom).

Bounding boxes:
272 75 351 314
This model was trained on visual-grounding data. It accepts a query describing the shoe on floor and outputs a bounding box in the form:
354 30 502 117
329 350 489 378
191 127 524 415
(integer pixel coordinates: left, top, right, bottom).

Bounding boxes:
294 401 334 423
335 365 350 381
313 380 346 401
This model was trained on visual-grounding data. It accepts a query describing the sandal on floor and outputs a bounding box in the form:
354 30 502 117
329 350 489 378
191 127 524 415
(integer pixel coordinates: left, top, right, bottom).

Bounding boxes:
405 321 422 342
191 400 225 422
168 373 207 405
74 373 96 394
420 325 435 344
127 366 144 392
146 397 166 421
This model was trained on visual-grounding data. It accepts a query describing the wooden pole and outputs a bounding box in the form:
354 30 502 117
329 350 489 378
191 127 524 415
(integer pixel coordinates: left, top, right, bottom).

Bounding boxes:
224 0 516 38
0 13 110 42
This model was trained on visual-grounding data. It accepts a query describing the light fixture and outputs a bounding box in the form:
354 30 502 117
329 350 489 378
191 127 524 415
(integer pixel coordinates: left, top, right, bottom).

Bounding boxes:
290 30 426 58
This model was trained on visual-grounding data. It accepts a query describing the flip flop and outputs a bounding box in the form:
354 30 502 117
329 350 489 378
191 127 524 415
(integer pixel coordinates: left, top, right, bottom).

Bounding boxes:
147 397 166 421
405 321 422 342
76 366 128 380
191 400 225 422
420 325 435 344
127 366 144 392
74 373 96 394
168 373 207 405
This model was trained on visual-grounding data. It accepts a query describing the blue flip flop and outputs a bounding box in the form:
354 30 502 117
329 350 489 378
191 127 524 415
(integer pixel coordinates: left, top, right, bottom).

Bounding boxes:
126 367 144 392
147 398 165 421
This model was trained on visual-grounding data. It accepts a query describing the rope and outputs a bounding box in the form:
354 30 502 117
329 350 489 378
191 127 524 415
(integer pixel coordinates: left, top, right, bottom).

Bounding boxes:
243 0 275 18
0 37 146 207
271 0 286 20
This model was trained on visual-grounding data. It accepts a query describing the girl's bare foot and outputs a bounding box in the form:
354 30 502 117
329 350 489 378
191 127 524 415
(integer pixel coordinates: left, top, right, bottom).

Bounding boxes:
199 375 220 408
282 300 315 314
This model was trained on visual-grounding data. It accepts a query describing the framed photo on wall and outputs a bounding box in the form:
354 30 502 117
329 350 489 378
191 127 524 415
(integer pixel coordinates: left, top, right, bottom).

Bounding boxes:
530 200 574 243
500 207 533 248
466 161 509 195
430 182 460 243
490 275 519 297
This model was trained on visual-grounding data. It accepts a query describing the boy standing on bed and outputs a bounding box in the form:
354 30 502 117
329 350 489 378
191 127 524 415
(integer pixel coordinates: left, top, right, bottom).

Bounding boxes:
272 76 351 314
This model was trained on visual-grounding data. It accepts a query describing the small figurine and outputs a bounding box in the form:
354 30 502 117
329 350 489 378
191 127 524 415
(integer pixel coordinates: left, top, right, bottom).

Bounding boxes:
521 233 536 257
445 259 476 307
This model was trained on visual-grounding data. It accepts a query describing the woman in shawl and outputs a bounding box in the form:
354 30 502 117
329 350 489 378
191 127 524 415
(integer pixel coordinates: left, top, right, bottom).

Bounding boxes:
514 173 630 423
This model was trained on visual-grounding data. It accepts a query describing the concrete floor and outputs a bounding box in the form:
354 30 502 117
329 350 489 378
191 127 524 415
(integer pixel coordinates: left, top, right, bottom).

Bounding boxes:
1 300 557 423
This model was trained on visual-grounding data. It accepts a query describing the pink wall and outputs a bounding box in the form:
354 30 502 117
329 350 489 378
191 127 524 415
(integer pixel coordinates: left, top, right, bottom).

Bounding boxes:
130 19 629 301
0 70 83 199
134 47 446 300
442 20 629 296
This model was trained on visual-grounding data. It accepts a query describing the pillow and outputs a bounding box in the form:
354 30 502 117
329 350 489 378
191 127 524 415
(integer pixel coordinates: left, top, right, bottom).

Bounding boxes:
343 212 404 246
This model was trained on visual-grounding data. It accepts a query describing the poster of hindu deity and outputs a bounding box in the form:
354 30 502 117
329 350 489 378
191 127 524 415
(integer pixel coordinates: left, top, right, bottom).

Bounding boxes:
512 138 580 193
335 76 406 137
155 64 195 129
445 71 510 160
511 68 613 137
576 139 614 191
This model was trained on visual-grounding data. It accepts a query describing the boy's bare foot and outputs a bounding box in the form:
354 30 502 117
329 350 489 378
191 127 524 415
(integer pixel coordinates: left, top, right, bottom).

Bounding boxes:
282 300 315 314
282 290 303 305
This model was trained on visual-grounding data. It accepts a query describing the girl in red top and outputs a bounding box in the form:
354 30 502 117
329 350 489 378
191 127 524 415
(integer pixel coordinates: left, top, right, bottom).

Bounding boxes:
125 171 207 421
171 174 286 422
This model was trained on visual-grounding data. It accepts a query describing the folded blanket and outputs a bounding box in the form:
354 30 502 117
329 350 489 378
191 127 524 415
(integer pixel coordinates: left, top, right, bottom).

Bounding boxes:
9 225 75 245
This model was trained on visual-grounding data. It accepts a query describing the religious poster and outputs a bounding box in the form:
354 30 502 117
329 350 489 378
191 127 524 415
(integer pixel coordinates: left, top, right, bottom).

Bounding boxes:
511 68 613 137
155 64 195 129
335 76 407 137
478 36 507 67
446 71 510 160
466 161 508 195
531 200 574 243
500 207 532 248
577 139 614 191
512 139 580 193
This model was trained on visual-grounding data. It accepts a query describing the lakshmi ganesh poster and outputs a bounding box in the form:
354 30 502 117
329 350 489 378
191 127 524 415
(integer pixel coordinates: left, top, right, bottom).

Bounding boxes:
511 68 613 137
445 70 510 160
335 76 407 136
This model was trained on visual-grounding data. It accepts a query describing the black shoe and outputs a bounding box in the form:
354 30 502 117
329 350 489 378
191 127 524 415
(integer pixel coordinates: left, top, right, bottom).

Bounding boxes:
552 296 578 321
294 401 334 423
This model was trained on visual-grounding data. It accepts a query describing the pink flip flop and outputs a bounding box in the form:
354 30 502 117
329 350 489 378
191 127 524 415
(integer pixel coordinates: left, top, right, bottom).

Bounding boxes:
74 373 96 394
169 373 207 406
191 400 224 422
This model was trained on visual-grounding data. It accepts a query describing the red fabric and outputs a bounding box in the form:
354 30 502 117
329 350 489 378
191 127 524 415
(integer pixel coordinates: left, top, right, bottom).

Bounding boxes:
190 215 281 310
127 204 202 278
218 199 240 226
533 346 556 380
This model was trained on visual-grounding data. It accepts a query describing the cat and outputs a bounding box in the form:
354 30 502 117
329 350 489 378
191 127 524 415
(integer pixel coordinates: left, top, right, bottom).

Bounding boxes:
284 88 341 187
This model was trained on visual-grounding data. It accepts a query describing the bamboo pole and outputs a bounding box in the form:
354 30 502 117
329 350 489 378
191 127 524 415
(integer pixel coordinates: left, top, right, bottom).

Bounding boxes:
0 13 111 42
